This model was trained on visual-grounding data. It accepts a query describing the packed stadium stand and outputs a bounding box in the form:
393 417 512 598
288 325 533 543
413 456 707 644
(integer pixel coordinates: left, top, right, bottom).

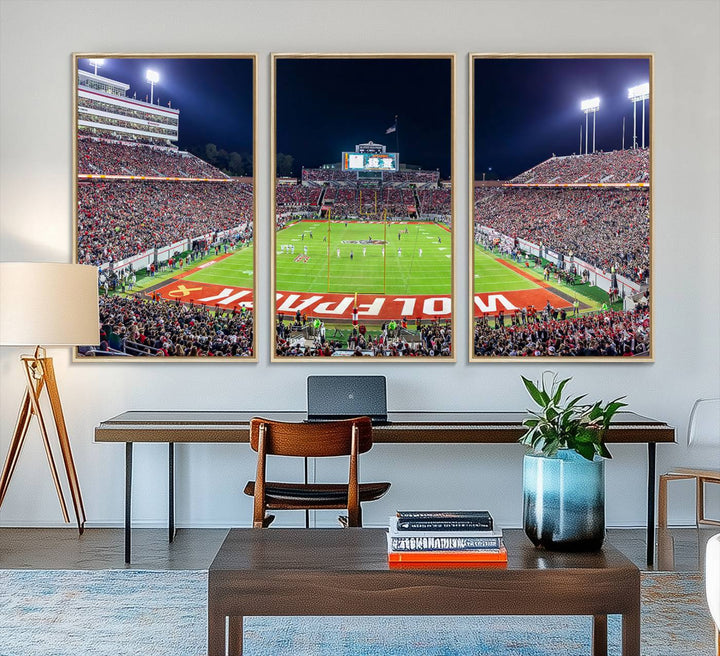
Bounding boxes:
474 149 650 284
276 318 451 357
473 305 650 357
87 295 253 357
78 136 225 178
77 180 253 266
278 141 450 224
510 148 649 184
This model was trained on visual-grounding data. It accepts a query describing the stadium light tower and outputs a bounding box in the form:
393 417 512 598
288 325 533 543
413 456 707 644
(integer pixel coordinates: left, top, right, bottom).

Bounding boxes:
580 97 600 154
88 58 104 75
628 82 650 149
146 69 160 104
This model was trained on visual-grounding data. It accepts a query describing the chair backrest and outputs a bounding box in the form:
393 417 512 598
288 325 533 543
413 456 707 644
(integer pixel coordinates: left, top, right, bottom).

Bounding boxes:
688 398 720 447
249 417 373 457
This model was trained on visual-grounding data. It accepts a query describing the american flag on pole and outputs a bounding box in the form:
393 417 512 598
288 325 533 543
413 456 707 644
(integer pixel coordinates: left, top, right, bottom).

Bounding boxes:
385 116 397 134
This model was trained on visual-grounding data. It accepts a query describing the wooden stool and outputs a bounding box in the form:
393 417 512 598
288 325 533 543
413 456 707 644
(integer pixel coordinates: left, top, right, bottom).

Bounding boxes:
658 468 720 527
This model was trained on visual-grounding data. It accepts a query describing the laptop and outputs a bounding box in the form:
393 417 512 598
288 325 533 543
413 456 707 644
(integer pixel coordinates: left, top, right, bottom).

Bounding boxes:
306 375 389 425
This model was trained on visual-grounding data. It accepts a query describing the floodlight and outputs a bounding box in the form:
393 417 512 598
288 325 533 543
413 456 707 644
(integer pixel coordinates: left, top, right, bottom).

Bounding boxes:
580 98 600 155
88 58 105 75
628 82 650 149
628 83 650 101
580 97 600 112
146 69 160 104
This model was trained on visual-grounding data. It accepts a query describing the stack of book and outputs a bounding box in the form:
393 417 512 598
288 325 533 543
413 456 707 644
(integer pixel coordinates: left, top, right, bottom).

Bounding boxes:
387 510 507 567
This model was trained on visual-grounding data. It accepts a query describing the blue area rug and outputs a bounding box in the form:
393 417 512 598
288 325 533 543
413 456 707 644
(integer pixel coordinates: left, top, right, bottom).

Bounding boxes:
0 569 714 655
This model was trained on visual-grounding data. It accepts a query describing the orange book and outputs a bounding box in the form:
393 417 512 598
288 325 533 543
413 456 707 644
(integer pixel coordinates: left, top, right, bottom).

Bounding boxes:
388 545 507 564
389 560 507 570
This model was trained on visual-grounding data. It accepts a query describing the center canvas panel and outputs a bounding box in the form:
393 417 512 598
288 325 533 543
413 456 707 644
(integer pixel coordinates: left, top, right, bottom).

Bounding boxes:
272 55 454 360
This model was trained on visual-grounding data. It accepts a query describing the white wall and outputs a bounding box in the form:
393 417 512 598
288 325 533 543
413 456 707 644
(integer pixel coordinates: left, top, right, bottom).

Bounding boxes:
1 0 718 530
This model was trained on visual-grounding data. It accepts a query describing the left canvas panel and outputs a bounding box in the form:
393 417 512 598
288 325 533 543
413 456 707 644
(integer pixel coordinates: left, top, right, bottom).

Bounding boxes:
73 55 256 360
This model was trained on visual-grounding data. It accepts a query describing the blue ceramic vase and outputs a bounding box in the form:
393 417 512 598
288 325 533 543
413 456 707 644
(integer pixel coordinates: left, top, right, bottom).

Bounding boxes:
522 448 606 551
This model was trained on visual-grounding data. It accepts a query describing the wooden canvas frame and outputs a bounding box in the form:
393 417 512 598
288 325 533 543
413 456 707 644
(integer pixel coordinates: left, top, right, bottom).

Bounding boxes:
271 53 455 362
469 54 654 362
72 53 257 361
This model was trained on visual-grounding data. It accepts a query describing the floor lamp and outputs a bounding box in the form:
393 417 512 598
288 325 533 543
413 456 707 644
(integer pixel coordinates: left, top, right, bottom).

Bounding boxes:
0 262 99 533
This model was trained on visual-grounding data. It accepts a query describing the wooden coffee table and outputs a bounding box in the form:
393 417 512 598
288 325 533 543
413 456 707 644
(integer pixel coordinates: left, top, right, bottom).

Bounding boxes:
208 528 640 656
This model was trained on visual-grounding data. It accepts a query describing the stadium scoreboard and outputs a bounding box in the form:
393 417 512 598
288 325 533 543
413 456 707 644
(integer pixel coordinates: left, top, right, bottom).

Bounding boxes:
342 151 398 172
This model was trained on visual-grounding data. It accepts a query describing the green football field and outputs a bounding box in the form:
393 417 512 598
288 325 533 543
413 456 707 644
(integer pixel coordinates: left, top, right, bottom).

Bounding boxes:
183 246 254 288
276 220 452 295
473 245 541 293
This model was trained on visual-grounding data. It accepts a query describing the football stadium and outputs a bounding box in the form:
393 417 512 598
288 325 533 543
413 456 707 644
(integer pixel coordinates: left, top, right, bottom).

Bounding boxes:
472 58 651 358
74 58 255 357
274 140 452 357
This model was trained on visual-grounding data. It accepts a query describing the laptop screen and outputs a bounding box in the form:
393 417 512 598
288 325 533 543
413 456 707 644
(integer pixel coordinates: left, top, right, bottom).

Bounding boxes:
306 375 387 422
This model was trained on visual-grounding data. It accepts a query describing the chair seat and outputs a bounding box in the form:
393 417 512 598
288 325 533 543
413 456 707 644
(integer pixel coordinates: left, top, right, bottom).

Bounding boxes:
244 481 390 509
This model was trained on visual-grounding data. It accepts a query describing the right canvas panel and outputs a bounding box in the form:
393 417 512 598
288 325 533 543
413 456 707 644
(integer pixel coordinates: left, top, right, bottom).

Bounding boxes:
470 55 652 361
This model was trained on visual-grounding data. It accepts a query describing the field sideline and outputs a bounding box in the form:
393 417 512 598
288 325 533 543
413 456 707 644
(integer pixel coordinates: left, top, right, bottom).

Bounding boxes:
473 244 605 315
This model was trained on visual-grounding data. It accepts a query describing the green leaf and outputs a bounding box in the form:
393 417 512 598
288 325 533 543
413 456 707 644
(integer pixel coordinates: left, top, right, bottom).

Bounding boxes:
552 377 571 404
521 376 547 407
566 394 587 409
575 442 595 461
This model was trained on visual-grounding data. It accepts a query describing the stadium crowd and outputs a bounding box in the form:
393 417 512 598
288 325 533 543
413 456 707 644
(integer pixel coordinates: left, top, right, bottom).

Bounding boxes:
78 97 177 126
275 318 451 357
77 180 253 266
80 115 176 140
385 170 439 184
473 304 650 357
417 188 451 215
474 186 649 283
276 184 321 208
511 148 649 184
86 295 254 357
302 168 356 182
301 168 440 185
78 136 225 178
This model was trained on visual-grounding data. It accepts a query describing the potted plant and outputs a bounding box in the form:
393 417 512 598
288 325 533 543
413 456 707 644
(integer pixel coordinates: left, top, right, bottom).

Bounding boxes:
519 372 626 551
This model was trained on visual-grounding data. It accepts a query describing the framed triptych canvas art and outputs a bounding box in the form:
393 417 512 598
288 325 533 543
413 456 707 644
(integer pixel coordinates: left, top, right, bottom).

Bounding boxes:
70 52 652 363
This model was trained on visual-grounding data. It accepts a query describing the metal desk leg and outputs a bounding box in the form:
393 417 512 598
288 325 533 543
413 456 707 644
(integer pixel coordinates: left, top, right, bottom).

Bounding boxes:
646 442 656 566
125 442 133 564
169 443 175 542
304 456 310 529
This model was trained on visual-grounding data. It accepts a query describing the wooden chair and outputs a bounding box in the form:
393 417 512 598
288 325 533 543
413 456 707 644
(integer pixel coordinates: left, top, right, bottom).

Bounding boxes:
244 416 390 528
658 398 720 528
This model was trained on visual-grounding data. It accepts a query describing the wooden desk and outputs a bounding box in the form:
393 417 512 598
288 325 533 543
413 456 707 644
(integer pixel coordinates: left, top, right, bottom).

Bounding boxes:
94 411 675 564
207 528 641 656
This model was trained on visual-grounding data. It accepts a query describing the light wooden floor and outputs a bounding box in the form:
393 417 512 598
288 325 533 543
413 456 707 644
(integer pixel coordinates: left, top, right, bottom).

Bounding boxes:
0 526 716 571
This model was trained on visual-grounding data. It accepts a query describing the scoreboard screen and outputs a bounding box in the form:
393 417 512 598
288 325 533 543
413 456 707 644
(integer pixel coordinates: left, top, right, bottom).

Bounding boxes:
342 152 398 172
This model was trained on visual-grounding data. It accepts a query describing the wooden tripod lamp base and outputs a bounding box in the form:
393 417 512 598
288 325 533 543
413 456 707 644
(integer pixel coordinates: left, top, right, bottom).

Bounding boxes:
0 262 99 533
0 348 86 533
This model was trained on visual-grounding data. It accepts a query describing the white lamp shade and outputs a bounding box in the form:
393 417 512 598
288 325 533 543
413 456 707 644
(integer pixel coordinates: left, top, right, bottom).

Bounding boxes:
0 262 99 346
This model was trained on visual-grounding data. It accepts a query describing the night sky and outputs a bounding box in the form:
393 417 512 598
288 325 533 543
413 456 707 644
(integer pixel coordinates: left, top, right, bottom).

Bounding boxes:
77 57 254 154
276 58 452 178
474 57 651 180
